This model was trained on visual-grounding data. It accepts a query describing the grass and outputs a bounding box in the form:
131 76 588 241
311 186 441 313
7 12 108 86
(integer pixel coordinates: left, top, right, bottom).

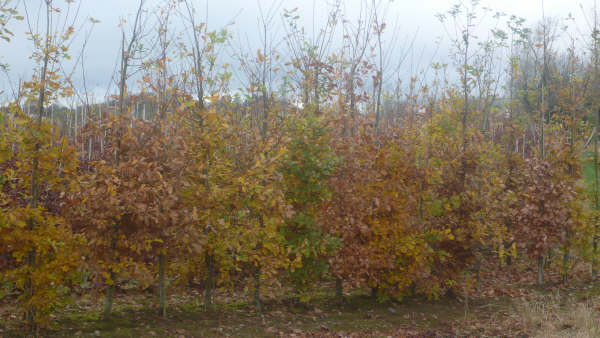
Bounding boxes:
517 293 600 338
1 262 600 337
0 287 496 337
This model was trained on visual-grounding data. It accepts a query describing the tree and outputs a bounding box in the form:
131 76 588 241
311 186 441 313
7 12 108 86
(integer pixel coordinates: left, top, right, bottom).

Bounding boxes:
1 0 82 329
68 0 148 319
513 147 578 287
279 112 339 300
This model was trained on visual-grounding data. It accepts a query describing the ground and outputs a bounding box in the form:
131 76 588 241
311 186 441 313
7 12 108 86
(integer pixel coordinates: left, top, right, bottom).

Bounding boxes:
1 259 600 337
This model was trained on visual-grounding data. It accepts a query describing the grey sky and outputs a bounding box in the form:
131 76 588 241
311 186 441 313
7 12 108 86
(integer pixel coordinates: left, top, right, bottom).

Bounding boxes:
0 0 592 103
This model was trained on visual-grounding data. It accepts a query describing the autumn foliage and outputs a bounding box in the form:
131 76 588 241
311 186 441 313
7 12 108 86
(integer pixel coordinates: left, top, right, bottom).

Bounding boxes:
2 0 600 332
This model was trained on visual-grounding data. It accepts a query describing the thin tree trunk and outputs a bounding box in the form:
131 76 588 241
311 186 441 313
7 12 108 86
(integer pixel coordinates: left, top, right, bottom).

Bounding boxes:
314 67 320 114
593 240 598 281
593 107 600 280
461 24 470 190
104 223 119 319
375 72 382 135
24 243 36 324
563 123 575 285
158 254 167 318
562 245 569 284
537 256 544 287
335 277 343 301
371 286 378 300
254 265 261 312
104 271 116 318
592 3 600 280
204 251 214 310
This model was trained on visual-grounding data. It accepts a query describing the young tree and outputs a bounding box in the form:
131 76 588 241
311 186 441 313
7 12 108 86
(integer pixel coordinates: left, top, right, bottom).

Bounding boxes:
233 0 285 311
67 0 149 318
176 2 231 310
280 112 339 301
1 0 83 329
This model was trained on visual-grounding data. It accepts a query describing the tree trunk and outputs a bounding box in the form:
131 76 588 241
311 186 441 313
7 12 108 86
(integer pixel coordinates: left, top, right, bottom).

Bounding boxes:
25 246 36 325
335 277 343 301
474 257 481 283
204 252 214 310
593 240 598 281
371 286 378 300
158 254 167 318
254 264 261 312
537 256 544 287
104 271 115 319
562 248 569 284
314 66 320 114
593 109 600 280
563 226 571 284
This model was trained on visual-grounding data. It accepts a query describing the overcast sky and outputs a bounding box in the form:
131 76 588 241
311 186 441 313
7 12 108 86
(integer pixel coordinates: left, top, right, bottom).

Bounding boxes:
0 0 593 103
